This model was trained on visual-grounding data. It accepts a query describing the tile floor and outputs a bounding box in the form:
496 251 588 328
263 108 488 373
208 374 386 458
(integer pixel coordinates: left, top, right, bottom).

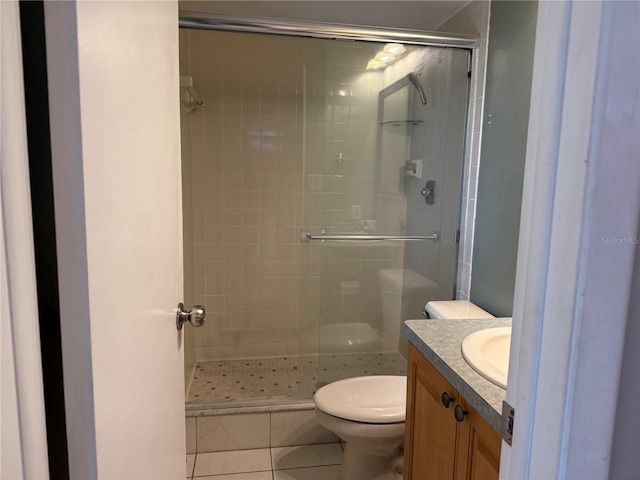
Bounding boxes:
186 443 344 480
187 352 407 403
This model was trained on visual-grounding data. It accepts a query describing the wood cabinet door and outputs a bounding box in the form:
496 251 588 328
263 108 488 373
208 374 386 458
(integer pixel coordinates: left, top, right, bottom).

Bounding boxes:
405 344 460 480
455 398 502 480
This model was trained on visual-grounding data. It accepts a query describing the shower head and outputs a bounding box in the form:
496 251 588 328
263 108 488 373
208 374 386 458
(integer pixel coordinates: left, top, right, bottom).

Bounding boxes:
406 72 427 105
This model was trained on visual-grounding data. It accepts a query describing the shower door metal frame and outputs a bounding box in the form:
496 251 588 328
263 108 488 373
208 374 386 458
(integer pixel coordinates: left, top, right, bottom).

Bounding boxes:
178 11 480 408
179 11 479 49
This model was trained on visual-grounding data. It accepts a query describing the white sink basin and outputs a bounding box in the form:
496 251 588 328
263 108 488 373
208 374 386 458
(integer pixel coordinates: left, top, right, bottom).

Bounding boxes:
461 327 511 389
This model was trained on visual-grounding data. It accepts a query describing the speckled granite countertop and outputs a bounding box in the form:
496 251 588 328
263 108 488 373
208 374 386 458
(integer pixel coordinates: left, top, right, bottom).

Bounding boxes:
404 318 512 432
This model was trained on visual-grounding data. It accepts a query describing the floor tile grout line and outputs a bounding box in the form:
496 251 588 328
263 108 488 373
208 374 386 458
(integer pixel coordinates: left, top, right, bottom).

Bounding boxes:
189 443 344 478
269 444 274 473
269 412 274 472
273 462 343 471
188 452 196 480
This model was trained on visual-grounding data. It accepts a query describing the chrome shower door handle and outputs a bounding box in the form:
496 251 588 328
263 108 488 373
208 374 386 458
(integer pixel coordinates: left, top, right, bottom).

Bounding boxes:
176 303 206 330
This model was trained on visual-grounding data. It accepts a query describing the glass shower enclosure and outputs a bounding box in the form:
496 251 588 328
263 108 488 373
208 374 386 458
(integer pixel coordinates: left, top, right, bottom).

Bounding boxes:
180 19 472 407
297 45 471 388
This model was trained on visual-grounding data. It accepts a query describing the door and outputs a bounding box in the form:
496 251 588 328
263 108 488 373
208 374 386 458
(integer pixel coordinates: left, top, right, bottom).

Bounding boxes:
305 45 471 384
456 397 501 480
405 343 459 479
44 1 185 478
1 1 49 476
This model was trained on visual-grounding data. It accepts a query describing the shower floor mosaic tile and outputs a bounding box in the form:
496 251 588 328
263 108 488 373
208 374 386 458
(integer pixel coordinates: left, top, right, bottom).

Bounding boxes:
187 352 407 403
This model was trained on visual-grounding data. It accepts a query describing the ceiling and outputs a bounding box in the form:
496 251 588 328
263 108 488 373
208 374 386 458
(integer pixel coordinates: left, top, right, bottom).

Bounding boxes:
178 1 472 32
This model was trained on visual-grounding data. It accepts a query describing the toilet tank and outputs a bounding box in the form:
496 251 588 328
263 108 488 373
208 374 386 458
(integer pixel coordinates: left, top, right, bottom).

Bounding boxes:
425 300 494 320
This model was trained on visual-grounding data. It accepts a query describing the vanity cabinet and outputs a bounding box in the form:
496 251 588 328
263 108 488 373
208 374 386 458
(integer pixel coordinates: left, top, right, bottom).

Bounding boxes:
404 343 502 480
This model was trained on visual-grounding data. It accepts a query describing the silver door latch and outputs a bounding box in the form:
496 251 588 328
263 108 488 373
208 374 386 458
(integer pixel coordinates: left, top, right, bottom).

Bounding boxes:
501 400 515 446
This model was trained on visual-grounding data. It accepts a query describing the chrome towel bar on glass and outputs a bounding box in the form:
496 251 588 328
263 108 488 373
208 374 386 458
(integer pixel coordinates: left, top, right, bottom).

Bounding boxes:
300 230 439 243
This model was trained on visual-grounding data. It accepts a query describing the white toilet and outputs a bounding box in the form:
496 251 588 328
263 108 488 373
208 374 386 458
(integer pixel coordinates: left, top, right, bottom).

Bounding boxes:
314 375 406 480
313 300 494 480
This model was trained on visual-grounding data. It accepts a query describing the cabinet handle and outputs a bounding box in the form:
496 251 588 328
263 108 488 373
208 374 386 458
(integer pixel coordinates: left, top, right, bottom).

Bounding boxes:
441 392 455 408
454 404 468 422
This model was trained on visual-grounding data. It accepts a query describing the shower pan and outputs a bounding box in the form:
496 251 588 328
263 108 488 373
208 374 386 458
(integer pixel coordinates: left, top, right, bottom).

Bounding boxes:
178 13 475 412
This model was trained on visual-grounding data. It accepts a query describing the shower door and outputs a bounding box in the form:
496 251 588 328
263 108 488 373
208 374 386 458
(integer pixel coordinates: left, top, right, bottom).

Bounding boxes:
181 25 471 403
299 42 471 387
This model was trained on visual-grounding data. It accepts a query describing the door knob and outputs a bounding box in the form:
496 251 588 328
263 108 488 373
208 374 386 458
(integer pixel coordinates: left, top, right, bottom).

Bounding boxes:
176 303 206 330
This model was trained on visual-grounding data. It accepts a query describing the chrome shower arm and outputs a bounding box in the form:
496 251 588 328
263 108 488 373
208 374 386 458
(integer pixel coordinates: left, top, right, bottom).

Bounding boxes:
407 72 427 105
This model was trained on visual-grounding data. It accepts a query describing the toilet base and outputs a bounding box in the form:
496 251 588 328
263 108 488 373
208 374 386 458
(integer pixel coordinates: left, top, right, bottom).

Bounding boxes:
315 409 404 480
313 378 406 480
339 443 402 480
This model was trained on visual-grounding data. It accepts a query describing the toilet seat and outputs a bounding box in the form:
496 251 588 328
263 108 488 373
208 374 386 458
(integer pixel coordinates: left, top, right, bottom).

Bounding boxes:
313 375 406 424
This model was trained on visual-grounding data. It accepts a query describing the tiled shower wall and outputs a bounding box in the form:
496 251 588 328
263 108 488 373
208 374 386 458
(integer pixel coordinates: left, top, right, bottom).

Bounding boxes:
401 49 470 296
186 30 304 360
182 30 394 360
399 49 471 356
436 1 491 300
355 46 473 357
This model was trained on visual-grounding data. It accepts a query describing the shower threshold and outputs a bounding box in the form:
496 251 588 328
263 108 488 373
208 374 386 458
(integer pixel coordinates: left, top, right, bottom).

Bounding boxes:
186 352 406 416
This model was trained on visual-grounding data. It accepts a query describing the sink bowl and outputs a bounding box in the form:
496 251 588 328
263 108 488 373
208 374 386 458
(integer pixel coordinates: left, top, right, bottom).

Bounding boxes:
461 327 511 389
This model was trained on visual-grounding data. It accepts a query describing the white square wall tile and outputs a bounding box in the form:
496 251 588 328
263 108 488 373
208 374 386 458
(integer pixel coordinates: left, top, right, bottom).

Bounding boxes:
193 449 272 477
197 413 270 453
271 443 343 471
271 410 339 447
186 417 196 454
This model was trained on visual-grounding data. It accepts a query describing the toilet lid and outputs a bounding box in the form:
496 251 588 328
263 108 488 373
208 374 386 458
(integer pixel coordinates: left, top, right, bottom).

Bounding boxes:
313 376 406 424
